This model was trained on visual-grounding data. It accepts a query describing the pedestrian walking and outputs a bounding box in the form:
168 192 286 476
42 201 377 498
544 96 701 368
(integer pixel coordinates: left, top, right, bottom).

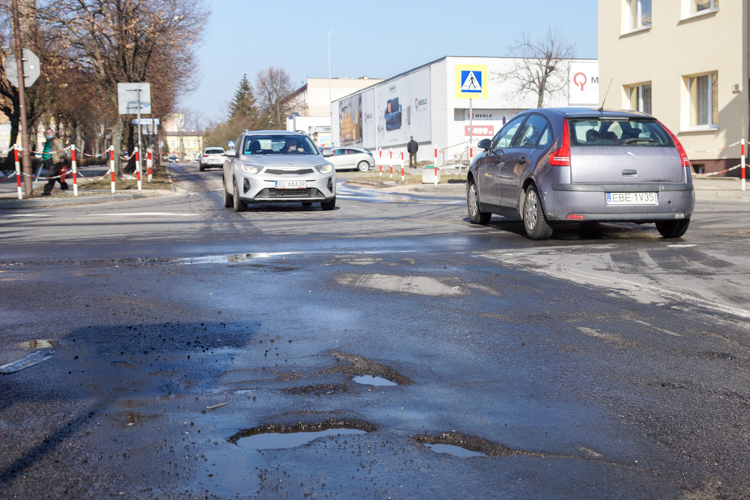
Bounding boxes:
407 136 418 168
41 128 68 196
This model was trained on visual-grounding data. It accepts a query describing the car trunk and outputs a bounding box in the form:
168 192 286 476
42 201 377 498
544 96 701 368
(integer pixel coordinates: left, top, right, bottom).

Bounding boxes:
570 146 683 183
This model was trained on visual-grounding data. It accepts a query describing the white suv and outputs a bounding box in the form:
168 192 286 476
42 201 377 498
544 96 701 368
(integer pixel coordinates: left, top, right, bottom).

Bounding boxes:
199 147 225 171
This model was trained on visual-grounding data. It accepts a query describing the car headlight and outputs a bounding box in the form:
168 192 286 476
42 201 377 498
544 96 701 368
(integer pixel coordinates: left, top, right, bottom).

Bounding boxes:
240 163 261 174
315 163 333 174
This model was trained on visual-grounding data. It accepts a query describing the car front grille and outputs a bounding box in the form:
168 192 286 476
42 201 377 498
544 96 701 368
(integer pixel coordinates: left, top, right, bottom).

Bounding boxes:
258 188 321 198
264 168 314 175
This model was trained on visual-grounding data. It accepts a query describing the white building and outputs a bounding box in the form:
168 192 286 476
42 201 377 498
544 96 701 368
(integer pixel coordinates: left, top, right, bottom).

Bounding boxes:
330 56 598 164
285 77 383 147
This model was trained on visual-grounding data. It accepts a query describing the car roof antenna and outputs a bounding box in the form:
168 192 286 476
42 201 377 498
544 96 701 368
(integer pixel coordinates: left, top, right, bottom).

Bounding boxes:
598 79 613 114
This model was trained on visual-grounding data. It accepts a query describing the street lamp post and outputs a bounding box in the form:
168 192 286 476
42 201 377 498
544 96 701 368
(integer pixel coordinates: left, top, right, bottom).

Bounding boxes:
328 31 336 119
11 0 32 197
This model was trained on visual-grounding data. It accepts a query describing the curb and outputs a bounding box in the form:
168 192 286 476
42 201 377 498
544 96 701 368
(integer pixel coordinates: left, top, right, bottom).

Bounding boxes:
0 191 172 210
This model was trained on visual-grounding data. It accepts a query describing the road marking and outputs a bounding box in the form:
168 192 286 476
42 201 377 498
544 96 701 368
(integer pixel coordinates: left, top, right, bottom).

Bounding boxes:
85 212 199 217
632 319 682 337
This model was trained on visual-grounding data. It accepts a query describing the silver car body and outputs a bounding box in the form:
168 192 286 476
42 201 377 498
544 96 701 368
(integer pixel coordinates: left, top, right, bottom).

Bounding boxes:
467 108 695 238
222 131 336 205
326 147 374 171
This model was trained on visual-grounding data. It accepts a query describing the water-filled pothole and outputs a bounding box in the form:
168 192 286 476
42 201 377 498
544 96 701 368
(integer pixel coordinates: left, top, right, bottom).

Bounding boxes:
229 419 375 450
237 428 366 450
353 375 397 387
425 443 487 457
416 432 516 457
17 340 60 349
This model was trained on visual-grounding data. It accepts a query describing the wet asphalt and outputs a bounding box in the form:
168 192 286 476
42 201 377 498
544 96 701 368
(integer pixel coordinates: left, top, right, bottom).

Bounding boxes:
1 163 750 499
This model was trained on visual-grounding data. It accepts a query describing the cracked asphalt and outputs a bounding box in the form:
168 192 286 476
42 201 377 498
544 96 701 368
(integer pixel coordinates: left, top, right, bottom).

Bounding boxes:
1 163 750 499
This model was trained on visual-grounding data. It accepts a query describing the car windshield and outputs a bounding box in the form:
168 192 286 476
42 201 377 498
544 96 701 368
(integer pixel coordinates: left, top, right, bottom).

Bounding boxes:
242 135 319 155
205 149 223 155
569 118 674 147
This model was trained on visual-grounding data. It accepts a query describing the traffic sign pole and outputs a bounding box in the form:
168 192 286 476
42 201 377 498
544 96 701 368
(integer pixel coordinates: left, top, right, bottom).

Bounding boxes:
11 0 32 197
71 145 78 197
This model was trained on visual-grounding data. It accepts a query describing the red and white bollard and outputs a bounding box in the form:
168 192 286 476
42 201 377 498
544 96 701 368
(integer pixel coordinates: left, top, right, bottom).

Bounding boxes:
147 149 153 182
110 146 116 194
389 149 393 178
14 146 22 200
401 161 405 182
71 144 78 196
379 149 382 176
434 147 439 186
135 147 142 191
740 138 746 191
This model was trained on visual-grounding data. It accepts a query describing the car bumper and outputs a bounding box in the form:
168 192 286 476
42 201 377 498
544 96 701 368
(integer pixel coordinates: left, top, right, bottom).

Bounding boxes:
236 172 336 203
548 183 695 222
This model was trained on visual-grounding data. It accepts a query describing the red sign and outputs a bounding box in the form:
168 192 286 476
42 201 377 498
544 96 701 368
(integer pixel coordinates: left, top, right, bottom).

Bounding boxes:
465 125 494 137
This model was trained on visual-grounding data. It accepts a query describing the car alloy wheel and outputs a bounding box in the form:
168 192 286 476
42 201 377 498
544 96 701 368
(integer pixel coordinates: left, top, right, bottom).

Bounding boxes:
524 189 539 231
357 161 369 172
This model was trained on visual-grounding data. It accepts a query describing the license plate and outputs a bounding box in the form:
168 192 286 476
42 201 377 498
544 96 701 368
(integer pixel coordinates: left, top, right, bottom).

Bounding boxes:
606 192 658 205
275 180 307 189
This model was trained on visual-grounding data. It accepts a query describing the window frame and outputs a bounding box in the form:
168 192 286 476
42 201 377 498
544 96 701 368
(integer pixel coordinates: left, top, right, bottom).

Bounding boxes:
627 0 652 31
491 115 527 150
510 113 552 148
629 83 652 115
688 72 718 128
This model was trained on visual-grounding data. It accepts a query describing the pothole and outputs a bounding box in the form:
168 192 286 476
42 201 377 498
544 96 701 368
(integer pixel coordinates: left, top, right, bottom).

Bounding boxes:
17 340 60 349
228 419 375 450
335 273 468 296
352 375 397 387
416 432 517 457
281 351 413 385
282 384 348 396
424 443 487 457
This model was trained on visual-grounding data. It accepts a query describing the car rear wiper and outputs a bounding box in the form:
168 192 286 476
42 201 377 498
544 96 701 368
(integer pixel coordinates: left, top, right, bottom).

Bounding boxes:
623 138 659 144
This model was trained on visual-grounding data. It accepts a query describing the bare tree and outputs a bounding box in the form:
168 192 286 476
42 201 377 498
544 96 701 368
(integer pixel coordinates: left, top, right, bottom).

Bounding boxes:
36 0 208 171
499 26 576 108
255 67 292 130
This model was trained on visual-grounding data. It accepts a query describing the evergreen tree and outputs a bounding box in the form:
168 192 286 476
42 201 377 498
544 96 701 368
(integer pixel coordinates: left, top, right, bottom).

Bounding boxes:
228 74 258 127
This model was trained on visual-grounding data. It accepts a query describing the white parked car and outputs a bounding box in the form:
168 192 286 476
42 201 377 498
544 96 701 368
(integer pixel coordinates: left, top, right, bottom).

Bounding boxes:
325 147 373 172
199 147 225 171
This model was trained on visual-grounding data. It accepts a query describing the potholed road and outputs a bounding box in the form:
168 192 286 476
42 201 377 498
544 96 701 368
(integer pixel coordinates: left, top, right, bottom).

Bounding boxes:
1 163 749 499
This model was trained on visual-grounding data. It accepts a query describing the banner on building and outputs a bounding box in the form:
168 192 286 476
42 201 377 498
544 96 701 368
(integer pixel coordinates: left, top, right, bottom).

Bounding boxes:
376 67 431 148
568 61 599 106
338 94 363 147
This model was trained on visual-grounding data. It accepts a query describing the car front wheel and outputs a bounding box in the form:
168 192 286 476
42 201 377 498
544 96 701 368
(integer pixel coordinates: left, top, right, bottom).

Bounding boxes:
321 197 336 211
467 181 491 225
357 161 369 172
523 185 553 240
656 219 690 238
233 179 246 212
222 176 233 208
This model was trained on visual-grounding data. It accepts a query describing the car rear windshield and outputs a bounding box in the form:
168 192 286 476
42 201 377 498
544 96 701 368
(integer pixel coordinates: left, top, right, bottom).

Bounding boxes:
569 118 674 147
242 135 319 155
205 149 224 155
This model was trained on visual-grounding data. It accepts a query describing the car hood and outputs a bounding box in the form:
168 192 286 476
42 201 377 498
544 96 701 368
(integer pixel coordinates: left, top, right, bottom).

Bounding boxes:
239 155 328 168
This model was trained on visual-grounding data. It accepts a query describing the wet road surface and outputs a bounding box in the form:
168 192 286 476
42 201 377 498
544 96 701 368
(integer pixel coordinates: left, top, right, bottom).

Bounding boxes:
1 163 750 498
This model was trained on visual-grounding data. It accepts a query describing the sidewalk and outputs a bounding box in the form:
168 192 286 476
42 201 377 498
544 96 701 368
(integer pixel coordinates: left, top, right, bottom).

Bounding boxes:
347 169 750 199
0 165 175 209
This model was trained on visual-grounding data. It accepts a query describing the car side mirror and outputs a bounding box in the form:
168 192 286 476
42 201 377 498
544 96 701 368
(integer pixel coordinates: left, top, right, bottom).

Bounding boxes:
322 150 334 157
477 139 492 151
224 150 236 158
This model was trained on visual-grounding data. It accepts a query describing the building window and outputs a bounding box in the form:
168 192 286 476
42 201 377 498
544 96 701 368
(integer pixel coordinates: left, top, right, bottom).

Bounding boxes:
689 73 718 127
692 0 718 13
629 84 652 115
629 0 652 29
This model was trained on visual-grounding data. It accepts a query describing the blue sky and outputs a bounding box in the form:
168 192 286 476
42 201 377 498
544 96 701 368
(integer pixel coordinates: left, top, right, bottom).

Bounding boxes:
184 0 598 124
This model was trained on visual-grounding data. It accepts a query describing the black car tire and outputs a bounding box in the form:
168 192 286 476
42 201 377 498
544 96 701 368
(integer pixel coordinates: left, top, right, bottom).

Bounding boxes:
222 176 233 208
467 180 491 225
321 197 336 211
301 202 313 207
357 161 369 172
199 164 205 171
655 219 690 238
232 178 246 212
523 185 553 240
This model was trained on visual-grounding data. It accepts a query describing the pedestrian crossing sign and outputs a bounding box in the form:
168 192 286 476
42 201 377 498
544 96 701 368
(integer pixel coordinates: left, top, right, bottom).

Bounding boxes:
455 64 487 99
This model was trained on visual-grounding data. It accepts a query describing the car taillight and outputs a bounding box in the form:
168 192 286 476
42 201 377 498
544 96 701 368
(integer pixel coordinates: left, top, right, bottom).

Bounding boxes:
549 119 570 166
203 155 208 157
657 120 690 167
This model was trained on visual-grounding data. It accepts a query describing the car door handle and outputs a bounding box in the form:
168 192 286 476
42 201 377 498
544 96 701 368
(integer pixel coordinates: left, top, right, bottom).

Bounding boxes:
622 169 637 176
519 157 527 165
494 158 502 164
